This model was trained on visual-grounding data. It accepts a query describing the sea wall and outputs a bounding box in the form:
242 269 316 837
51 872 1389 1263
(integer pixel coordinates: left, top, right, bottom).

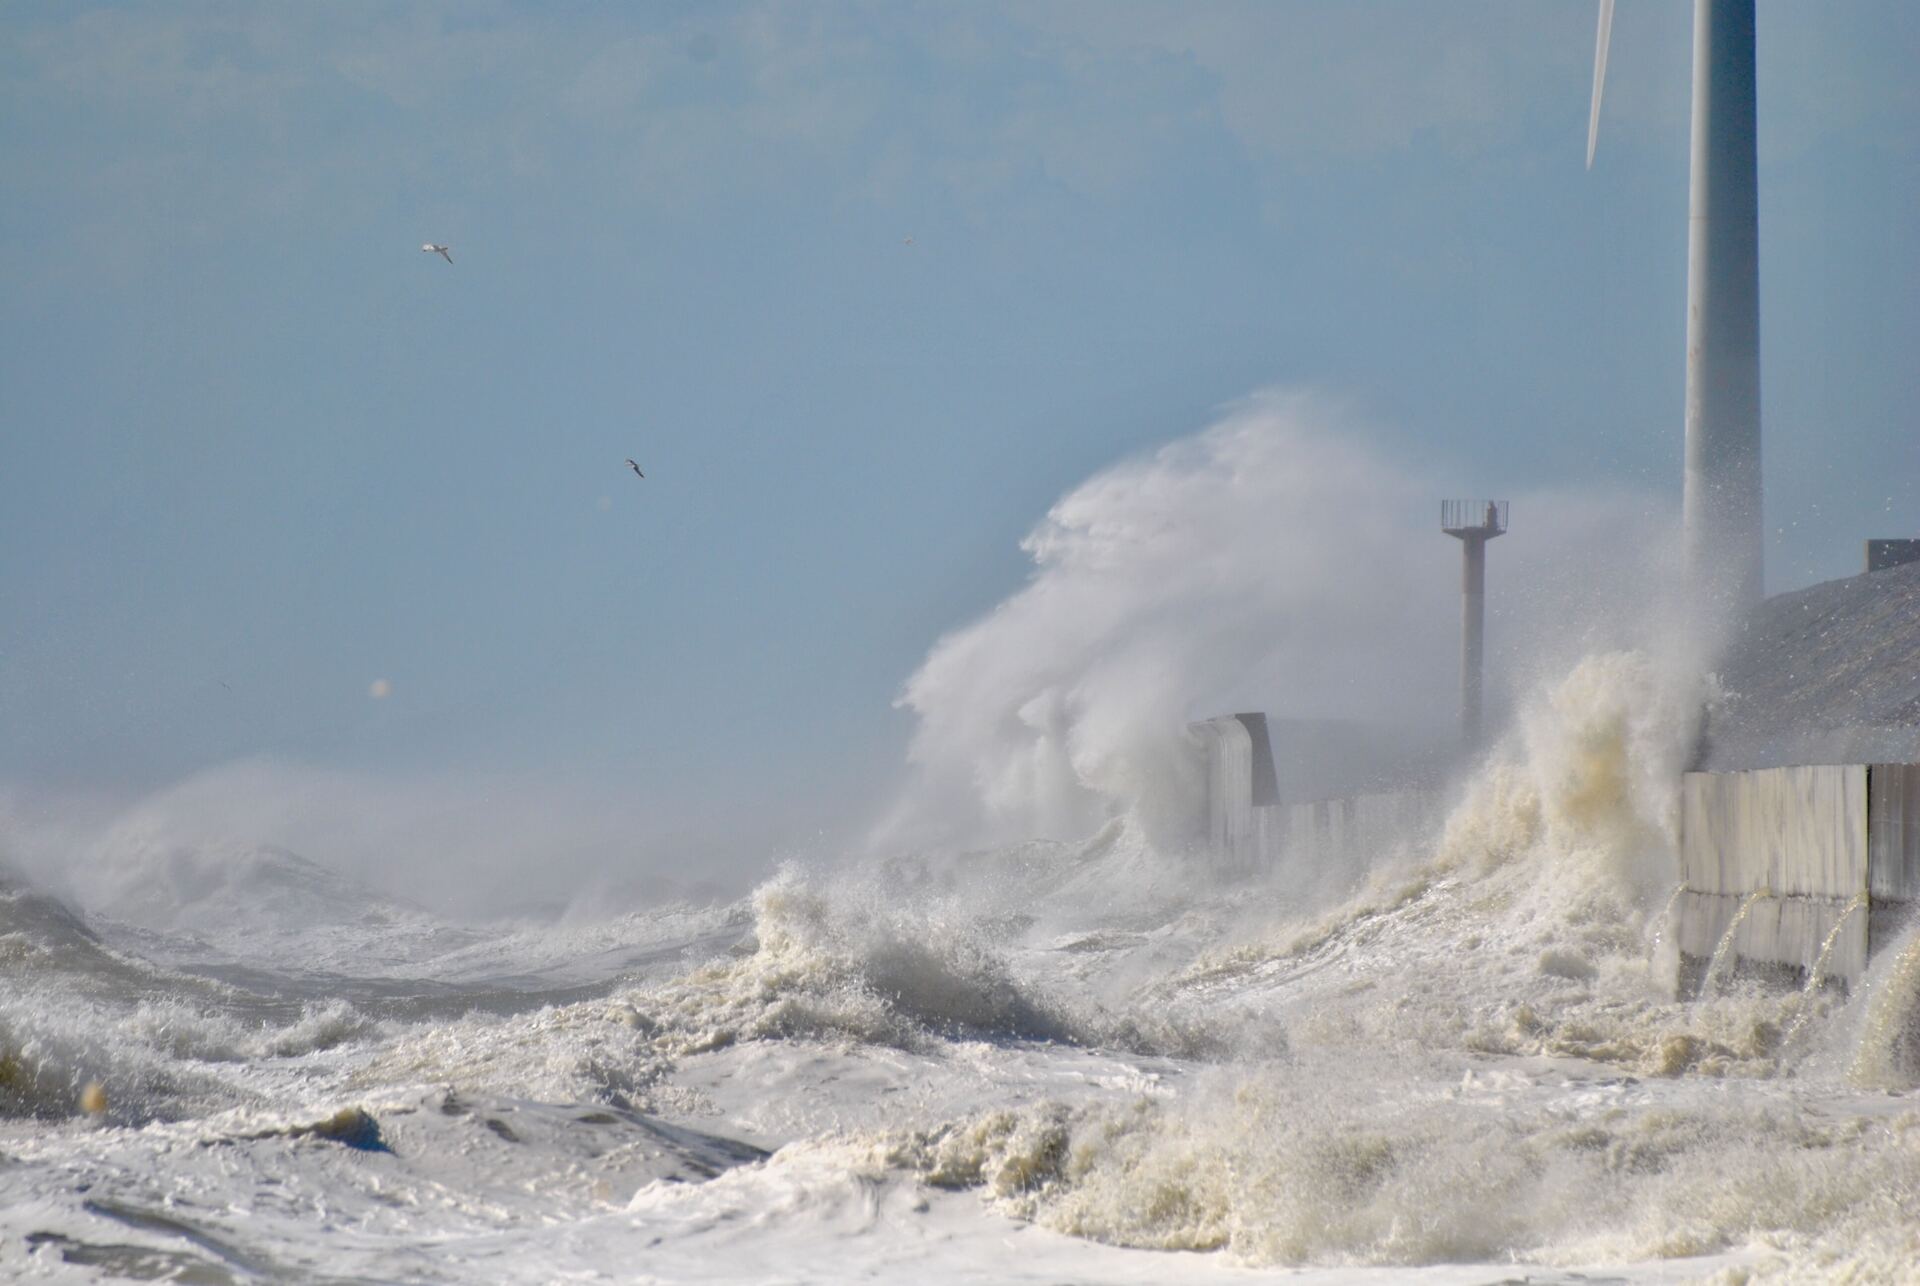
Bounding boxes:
1674 763 1919 988
1191 715 1263 865
1248 788 1440 882
1189 714 1438 878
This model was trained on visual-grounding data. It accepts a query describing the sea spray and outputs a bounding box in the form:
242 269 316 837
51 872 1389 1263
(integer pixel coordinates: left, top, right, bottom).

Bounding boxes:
871 1056 1920 1268
883 394 1678 857
1804 893 1868 993
614 866 1089 1055
1153 649 1819 1085
1777 892 1867 1053
1645 881 1687 1000
1848 912 1920 1090
856 648 1919 1261
1648 881 1686 948
612 860 1258 1063
1170 651 1697 1006
1699 889 1772 997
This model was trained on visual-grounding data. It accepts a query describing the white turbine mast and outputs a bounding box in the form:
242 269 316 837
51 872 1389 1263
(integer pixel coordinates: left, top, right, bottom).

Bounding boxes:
1587 0 1763 620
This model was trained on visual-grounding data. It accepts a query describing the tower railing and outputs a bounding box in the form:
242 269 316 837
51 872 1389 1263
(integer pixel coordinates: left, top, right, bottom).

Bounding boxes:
1441 499 1508 536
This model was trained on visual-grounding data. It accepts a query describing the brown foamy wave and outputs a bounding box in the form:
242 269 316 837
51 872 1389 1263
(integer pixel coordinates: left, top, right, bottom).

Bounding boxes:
868 1060 1920 1270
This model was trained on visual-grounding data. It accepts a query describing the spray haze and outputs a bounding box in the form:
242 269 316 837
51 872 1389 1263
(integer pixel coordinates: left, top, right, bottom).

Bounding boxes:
884 391 1682 856
0 761 769 924
0 393 1681 925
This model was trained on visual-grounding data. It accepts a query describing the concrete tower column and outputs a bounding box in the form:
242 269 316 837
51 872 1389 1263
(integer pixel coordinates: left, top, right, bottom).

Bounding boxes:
1684 0 1763 620
1443 501 1507 748
1461 533 1489 746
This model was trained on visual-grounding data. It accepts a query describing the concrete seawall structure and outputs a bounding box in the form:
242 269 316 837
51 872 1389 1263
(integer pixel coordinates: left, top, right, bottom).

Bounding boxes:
1189 713 1440 880
1675 763 1920 989
1673 558 1920 989
1191 714 1272 867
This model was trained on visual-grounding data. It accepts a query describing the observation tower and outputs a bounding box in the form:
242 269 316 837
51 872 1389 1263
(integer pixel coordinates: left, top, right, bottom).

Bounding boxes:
1442 499 1508 747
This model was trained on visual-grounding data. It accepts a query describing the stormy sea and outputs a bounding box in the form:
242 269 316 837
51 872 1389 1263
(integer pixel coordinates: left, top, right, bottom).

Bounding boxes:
2 646 1917 1283
4 409 1918 1283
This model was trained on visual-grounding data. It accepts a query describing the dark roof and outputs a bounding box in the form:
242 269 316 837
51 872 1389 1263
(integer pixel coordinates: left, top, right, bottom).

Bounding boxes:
1698 559 1920 770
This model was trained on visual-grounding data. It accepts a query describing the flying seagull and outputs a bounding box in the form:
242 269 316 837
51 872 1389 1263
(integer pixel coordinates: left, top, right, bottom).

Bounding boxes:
422 243 453 264
625 459 645 479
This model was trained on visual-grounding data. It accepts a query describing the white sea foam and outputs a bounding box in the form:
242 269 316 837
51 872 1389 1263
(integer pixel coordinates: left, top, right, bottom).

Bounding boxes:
620 865 1083 1055
870 1063 1920 1270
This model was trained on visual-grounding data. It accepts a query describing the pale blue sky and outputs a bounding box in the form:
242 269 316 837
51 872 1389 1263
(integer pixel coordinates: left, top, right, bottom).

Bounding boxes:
2 3 1915 889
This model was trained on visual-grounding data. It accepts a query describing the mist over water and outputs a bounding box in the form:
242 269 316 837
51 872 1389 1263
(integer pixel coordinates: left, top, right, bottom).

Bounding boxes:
0 760 765 925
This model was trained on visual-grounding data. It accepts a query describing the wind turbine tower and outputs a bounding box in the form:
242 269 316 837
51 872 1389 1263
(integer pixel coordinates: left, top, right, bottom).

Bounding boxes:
1591 0 1763 620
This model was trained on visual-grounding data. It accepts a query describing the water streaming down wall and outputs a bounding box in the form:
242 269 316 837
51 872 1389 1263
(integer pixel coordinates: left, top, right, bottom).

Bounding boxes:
1656 763 1917 990
1670 560 1920 990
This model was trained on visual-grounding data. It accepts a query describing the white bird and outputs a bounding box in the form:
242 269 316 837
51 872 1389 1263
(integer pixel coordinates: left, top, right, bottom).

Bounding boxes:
422 243 453 264
625 459 645 479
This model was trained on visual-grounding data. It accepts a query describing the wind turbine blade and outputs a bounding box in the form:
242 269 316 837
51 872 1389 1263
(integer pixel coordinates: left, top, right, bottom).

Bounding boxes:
1586 0 1615 169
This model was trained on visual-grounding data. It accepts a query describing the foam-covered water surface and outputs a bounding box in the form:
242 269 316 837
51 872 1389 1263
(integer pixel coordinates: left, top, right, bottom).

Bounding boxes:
3 649 1918 1282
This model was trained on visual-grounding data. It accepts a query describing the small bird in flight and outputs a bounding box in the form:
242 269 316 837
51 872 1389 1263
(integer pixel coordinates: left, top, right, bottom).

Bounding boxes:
422 244 453 264
625 459 645 479
902 236 914 246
